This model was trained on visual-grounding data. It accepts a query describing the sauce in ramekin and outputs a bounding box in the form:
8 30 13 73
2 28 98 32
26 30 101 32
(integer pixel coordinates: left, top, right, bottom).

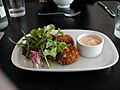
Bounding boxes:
79 36 101 46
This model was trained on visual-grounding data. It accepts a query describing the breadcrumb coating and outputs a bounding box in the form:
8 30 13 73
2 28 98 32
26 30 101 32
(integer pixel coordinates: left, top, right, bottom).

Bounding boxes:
57 45 80 65
56 35 74 45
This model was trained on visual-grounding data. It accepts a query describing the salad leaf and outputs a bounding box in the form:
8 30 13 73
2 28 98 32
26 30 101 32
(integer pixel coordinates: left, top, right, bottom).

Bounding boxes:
46 39 57 48
55 28 64 36
44 39 68 58
43 47 57 58
44 24 55 38
57 42 68 52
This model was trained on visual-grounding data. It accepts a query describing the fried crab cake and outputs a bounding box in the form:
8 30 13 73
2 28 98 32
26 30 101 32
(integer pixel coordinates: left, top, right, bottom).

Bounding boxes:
57 45 80 65
56 35 74 45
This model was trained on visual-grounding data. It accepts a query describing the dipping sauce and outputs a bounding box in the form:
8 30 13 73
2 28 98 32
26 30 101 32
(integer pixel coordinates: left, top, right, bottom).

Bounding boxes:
79 36 101 46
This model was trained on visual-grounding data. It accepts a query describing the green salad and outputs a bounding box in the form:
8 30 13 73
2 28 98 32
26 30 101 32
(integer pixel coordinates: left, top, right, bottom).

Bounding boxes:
10 24 69 68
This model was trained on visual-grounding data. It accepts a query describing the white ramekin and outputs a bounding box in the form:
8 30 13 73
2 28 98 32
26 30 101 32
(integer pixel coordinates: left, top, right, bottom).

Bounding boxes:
77 33 104 58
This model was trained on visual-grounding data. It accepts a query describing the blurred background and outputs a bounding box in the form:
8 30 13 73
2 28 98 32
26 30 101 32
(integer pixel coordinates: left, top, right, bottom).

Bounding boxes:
25 0 120 3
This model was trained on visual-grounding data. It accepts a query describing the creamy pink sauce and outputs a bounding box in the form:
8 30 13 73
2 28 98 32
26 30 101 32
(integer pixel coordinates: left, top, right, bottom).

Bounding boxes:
79 36 101 46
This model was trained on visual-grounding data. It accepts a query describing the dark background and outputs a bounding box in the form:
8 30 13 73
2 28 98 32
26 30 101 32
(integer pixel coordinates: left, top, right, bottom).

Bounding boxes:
1 0 120 90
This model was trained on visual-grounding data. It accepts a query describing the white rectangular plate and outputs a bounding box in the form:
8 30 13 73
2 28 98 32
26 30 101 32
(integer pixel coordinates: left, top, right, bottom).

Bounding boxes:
11 30 119 72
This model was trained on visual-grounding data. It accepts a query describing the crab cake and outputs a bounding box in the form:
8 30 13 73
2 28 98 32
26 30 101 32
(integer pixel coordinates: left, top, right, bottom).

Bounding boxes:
56 35 74 45
57 45 80 65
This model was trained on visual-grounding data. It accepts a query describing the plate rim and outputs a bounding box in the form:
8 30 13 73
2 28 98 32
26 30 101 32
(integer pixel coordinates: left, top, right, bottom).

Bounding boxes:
11 29 119 72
